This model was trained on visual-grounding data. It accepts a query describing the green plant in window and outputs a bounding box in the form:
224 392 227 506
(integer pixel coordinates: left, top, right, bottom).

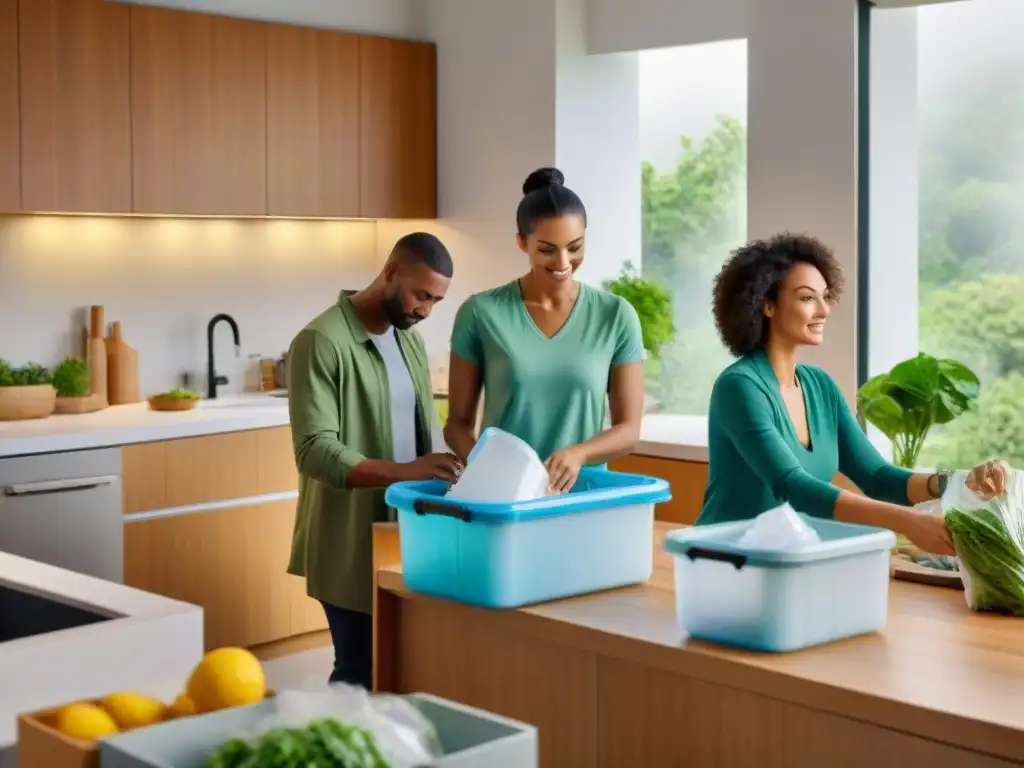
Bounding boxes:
603 261 676 360
856 353 980 469
51 357 91 398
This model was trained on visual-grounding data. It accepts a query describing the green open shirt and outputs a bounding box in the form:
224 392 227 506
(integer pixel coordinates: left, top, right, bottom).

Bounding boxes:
286 296 435 614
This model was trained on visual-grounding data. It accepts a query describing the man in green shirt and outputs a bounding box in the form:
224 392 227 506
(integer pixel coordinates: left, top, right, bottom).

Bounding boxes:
286 232 463 689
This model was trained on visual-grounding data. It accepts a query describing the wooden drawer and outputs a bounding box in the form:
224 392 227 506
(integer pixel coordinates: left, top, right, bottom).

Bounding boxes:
124 500 326 650
122 427 296 514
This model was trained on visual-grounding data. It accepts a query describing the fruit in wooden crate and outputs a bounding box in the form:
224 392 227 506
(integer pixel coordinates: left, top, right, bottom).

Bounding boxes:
53 702 119 741
163 692 198 721
185 647 266 713
100 692 166 730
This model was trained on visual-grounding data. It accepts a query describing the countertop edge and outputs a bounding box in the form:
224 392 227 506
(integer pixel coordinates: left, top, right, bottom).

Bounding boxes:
376 567 1024 763
633 439 709 462
0 404 290 458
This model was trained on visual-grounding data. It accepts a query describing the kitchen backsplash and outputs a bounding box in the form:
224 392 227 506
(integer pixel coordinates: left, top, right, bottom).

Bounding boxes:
0 215 384 397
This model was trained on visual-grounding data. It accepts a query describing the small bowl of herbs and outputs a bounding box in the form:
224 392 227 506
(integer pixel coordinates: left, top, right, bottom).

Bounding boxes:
52 357 102 414
0 359 56 421
148 388 202 412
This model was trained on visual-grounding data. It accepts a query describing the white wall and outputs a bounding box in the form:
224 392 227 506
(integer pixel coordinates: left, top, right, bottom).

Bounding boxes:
111 0 428 39
557 0 642 286
0 217 382 396
868 8 919 377
747 0 861 402
587 0 746 54
380 0 642 357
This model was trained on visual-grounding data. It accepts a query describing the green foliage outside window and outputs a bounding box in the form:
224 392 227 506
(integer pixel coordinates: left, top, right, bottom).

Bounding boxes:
640 40 1024 468
639 115 746 414
604 262 675 360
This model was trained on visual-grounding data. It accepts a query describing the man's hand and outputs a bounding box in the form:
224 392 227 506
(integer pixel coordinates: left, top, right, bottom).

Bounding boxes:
401 453 464 483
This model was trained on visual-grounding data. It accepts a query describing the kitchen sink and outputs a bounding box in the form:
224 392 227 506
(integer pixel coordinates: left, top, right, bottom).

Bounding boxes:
0 584 110 644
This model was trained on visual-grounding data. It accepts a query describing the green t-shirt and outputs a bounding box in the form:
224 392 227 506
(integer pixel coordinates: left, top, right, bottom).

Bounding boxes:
698 350 912 525
450 280 645 462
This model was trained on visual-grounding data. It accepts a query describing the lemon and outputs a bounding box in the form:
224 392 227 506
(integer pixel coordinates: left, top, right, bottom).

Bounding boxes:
186 647 266 713
162 692 197 721
53 703 119 742
100 692 166 731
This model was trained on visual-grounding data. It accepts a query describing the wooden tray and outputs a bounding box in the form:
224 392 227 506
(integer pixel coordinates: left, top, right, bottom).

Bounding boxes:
147 396 199 412
891 554 964 590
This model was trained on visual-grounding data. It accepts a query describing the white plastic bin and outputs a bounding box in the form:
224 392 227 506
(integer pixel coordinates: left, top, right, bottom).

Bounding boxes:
386 467 671 608
99 692 538 768
445 427 549 502
664 516 896 652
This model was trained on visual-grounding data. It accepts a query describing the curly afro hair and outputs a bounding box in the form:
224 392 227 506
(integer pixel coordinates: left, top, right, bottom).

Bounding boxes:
712 233 844 357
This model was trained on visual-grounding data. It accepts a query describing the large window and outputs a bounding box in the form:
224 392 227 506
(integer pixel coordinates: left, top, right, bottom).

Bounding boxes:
869 0 1024 468
638 41 748 416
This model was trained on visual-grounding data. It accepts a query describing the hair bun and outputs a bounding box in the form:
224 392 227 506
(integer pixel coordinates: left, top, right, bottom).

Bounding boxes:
522 167 565 196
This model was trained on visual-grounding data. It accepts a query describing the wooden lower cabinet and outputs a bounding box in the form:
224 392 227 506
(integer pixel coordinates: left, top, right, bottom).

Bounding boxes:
124 500 326 650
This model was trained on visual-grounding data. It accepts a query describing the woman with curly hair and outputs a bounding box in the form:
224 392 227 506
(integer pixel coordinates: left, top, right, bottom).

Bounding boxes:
698 233 1006 556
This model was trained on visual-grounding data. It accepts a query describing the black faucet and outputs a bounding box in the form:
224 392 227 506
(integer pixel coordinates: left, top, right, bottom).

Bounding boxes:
206 313 241 399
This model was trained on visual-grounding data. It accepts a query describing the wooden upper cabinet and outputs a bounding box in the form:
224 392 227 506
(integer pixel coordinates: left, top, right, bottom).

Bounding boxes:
18 0 132 213
0 0 20 212
359 37 437 219
131 6 267 216
266 25 360 218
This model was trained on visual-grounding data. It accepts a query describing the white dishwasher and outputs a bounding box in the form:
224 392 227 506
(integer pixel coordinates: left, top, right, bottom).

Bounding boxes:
0 448 123 583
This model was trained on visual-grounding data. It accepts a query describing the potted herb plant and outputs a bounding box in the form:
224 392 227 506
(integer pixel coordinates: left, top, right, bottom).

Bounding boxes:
52 356 102 414
603 261 676 360
0 359 56 421
856 352 980 469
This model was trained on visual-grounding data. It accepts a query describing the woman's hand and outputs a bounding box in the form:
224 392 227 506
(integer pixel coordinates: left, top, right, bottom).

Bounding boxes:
545 445 588 495
966 458 1010 500
902 507 956 557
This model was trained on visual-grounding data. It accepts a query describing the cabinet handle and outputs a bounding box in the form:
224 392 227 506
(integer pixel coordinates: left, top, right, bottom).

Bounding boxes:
3 475 118 497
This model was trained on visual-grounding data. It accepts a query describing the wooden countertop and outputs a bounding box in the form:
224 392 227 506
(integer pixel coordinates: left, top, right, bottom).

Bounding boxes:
375 522 1024 762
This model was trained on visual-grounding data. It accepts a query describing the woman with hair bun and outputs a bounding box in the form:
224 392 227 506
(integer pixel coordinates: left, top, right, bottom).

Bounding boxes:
443 167 646 493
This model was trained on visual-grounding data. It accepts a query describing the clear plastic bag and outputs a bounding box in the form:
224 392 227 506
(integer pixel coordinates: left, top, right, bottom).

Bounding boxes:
737 503 822 550
211 681 444 767
943 467 1024 615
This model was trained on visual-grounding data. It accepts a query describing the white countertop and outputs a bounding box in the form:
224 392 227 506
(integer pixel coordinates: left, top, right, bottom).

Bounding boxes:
0 551 203 747
636 413 709 462
0 392 708 463
0 394 290 458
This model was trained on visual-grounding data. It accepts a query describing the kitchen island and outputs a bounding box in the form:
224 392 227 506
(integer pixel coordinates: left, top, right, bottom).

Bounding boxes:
372 522 1024 767
0 394 331 658
0 549 203 767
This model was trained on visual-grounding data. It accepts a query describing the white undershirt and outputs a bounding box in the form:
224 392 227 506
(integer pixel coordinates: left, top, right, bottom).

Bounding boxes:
369 329 418 464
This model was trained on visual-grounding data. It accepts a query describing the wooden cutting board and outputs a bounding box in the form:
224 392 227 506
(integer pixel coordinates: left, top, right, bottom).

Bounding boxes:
106 320 141 404
86 305 108 408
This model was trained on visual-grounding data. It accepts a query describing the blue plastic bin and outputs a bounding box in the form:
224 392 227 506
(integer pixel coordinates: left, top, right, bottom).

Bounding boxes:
385 467 671 608
663 516 896 651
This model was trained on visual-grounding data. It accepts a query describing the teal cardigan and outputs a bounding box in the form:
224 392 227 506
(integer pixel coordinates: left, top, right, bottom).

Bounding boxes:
697 350 913 525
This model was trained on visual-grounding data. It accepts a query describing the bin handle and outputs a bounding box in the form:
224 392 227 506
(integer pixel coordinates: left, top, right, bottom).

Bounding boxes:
684 546 747 570
413 497 473 523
